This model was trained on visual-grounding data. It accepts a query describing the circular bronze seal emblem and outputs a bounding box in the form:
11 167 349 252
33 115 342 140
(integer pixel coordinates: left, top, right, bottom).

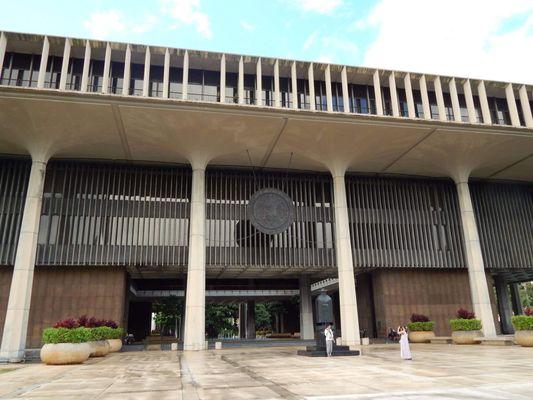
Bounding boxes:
248 188 295 235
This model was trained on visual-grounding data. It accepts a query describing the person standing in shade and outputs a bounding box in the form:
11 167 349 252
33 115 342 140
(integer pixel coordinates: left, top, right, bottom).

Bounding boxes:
398 326 412 360
324 324 334 357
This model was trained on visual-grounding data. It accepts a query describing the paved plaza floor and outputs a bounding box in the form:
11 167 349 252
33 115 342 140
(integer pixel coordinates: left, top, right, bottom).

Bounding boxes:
0 344 532 399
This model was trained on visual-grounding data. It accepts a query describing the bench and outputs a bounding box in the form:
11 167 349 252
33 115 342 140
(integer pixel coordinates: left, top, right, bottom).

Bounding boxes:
473 337 515 346
430 336 453 344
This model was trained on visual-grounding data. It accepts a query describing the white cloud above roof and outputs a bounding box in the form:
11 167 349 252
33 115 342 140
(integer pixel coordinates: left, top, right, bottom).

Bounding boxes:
361 0 533 83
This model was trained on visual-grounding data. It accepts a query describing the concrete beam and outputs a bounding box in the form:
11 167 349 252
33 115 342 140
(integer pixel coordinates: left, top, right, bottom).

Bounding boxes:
182 50 189 100
341 66 349 114
420 75 431 120
58 38 71 91
122 44 131 96
463 79 477 124
80 40 91 93
434 76 447 121
505 83 521 127
449 78 462 122
404 73 416 118
274 59 280 108
142 46 150 97
373 70 383 116
477 80 492 124
256 58 262 106
163 48 170 99
518 85 533 128
389 71 399 117
101 42 111 94
308 63 315 111
291 61 298 110
36 36 49 89
219 54 225 103
325 65 333 112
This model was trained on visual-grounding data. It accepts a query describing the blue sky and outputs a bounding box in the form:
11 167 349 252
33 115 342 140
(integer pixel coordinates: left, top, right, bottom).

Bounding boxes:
1 0 532 83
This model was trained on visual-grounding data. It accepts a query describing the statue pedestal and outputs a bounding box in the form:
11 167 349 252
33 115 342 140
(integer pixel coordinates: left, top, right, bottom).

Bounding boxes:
297 323 360 357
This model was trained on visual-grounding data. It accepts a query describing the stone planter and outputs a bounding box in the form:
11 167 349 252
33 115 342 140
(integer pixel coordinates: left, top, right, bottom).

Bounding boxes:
408 331 435 343
451 330 482 344
40 343 91 365
89 340 110 357
515 330 533 347
107 338 122 353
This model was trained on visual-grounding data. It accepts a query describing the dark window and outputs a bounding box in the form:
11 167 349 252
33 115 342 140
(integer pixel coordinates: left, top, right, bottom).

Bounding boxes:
44 56 63 89
516 99 525 126
66 58 83 91
225 72 238 103
458 94 469 122
109 62 124 94
280 77 292 108
397 88 408 117
442 92 454 121
129 63 144 96
331 82 343 112
2 52 40 87
87 60 104 93
243 74 255 104
428 91 439 120
297 78 310 109
489 97 510 125
261 76 274 106
314 80 327 111
149 65 164 97
348 84 374 114
168 66 183 99
413 90 424 118
203 70 219 102
381 87 392 116
472 96 483 123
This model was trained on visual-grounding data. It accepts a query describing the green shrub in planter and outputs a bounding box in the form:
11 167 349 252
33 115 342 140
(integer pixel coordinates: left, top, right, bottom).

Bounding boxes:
88 326 115 341
108 327 124 339
511 315 533 331
449 318 482 331
407 321 435 331
42 327 91 344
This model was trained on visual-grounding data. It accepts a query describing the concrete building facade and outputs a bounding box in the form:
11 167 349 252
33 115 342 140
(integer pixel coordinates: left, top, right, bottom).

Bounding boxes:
0 31 532 361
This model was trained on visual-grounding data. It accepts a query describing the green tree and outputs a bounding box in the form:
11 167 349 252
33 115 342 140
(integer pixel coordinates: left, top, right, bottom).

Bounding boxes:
152 296 183 336
205 304 238 338
519 282 533 308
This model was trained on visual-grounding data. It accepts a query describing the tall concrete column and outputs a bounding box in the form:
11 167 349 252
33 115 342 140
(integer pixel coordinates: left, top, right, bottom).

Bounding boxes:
122 44 131 96
0 158 47 362
245 300 256 339
419 75 431 120
373 70 383 116
255 58 262 106
36 36 49 89
455 180 497 337
219 54 225 103
291 61 298 110
477 80 492 124
388 71 399 117
183 166 207 350
142 46 151 97
80 40 91 93
0 32 6 75
404 73 415 118
331 171 360 346
494 276 514 334
505 83 520 127
238 56 244 105
182 50 189 100
449 78 462 122
463 79 477 124
299 276 314 340
102 42 111 94
510 283 523 315
518 85 533 128
274 59 280 108
308 63 316 111
341 66 349 114
434 76 447 121
59 38 72 91
162 48 170 99
325 65 333 112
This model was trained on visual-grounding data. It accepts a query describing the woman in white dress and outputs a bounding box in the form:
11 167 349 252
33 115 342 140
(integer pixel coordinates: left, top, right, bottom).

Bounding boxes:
398 326 412 360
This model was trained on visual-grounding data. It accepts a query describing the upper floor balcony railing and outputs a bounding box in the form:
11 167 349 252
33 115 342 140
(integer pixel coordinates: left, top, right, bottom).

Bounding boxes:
0 31 531 130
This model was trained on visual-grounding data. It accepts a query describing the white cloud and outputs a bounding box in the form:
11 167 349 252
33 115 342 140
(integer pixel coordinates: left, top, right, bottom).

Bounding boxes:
291 0 343 14
303 31 319 50
132 15 158 34
318 54 333 63
361 0 533 83
161 0 212 39
240 21 254 31
83 10 126 39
